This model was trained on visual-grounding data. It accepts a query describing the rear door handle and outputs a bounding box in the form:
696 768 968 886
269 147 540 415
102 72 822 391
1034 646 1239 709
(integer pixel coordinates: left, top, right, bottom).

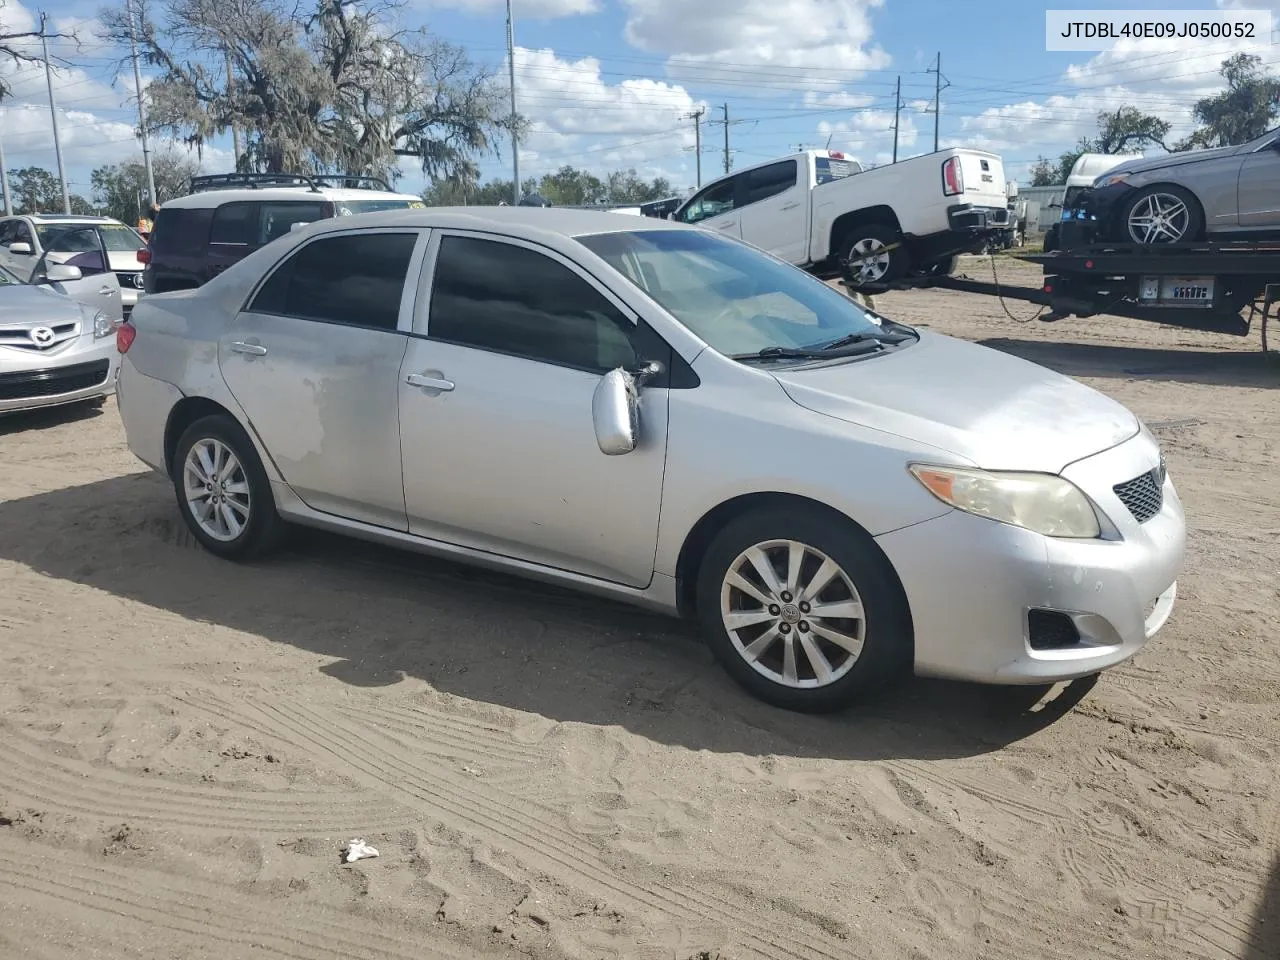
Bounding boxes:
406 373 454 392
230 341 268 356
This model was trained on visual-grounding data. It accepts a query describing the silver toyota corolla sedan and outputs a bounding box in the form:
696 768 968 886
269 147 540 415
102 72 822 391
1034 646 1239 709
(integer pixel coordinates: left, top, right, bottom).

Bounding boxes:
114 208 1185 711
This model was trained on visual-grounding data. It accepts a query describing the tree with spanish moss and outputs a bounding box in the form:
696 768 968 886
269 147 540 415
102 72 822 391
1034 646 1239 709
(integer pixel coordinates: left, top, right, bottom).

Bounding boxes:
99 0 515 183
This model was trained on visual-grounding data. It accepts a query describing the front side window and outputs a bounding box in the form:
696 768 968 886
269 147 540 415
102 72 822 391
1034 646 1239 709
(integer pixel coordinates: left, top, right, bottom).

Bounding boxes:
428 235 638 373
577 228 902 359
675 177 738 224
248 231 418 331
36 225 100 253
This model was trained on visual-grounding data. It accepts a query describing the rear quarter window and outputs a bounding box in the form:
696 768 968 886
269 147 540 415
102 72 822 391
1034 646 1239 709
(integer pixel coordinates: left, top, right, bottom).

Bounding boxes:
150 208 214 255
815 157 860 185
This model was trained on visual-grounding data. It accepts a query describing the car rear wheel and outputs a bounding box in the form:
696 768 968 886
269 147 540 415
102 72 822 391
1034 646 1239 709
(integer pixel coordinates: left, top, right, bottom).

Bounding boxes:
837 224 908 289
1120 185 1203 244
172 414 283 560
695 507 912 712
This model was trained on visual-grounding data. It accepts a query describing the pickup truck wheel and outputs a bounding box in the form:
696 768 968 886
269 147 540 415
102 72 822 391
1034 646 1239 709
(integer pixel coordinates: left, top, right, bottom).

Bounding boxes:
913 255 957 278
837 226 907 289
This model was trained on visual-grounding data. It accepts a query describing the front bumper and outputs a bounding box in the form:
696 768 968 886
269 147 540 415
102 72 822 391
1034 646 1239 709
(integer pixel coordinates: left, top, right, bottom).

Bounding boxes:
0 338 119 415
876 432 1185 685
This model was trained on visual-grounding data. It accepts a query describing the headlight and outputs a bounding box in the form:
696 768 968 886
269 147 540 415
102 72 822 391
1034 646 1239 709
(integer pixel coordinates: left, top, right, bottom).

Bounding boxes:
92 311 115 339
909 464 1100 539
1095 172 1131 188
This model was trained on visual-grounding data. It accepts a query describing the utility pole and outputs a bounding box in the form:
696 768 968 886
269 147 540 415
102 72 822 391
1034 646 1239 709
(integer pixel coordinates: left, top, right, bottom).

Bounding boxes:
0 131 10 216
125 0 156 206
926 52 949 152
40 19 71 214
892 74 901 163
505 0 520 204
225 47 241 168
683 108 705 187
721 103 731 174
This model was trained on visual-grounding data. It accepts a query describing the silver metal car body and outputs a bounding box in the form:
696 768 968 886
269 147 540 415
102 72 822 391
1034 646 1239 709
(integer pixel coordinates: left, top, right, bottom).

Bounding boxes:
116 207 1185 687
1095 125 1280 236
0 267 121 415
0 214 139 316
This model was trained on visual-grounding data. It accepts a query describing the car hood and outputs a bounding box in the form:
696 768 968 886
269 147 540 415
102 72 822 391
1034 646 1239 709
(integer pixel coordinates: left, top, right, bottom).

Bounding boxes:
1098 145 1240 181
0 283 88 325
772 330 1139 473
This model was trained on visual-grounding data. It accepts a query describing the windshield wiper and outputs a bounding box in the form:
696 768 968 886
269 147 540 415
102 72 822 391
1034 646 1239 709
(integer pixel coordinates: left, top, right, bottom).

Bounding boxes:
733 340 885 362
820 330 912 349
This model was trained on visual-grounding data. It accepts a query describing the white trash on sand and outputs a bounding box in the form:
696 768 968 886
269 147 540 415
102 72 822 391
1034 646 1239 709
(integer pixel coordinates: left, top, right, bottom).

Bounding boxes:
341 839 380 863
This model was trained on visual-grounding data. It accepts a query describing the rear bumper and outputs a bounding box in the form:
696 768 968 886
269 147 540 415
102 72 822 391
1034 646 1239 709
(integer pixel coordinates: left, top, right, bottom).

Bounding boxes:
947 204 1013 232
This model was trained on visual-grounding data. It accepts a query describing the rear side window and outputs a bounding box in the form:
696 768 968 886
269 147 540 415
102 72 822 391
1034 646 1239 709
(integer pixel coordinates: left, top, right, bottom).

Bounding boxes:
428 235 638 373
248 231 417 331
815 156 860 184
258 201 327 246
150 208 213 255
744 160 797 204
210 202 257 245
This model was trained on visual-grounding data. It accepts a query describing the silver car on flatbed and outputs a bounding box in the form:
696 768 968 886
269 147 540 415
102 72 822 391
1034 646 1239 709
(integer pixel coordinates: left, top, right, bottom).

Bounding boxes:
115 207 1185 711
0 262 122 416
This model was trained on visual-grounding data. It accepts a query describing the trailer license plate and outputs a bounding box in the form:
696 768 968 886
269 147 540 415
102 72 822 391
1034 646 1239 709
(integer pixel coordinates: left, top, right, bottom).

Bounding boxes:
1141 275 1215 307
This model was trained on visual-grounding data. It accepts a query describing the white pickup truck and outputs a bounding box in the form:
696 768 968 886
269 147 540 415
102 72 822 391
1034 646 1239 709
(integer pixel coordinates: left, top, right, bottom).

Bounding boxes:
670 148 1012 287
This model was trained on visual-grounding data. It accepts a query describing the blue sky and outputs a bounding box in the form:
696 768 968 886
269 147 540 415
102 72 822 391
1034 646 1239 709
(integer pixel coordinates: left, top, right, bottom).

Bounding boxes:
1 0 1276 203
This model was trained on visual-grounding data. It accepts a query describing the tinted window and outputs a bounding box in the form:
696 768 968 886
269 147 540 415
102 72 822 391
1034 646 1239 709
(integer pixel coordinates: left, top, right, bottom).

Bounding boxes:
676 176 738 224
815 156 860 184
249 232 417 330
428 236 638 373
210 202 257 245
258 201 327 245
0 221 14 245
150 208 213 255
14 222 33 244
745 160 797 204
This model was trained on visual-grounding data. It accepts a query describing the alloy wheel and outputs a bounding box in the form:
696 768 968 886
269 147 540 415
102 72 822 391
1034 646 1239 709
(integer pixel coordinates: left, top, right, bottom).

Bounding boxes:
1127 192 1190 243
719 538 867 689
183 438 252 542
846 238 892 284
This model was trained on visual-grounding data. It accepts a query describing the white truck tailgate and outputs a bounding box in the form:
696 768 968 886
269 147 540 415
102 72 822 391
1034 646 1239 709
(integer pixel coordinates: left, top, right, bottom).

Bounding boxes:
957 151 1007 208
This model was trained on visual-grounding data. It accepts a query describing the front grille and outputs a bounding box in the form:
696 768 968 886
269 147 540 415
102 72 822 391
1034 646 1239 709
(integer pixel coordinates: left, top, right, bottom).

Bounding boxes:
1028 609 1081 650
0 360 110 400
0 321 80 352
1113 468 1164 523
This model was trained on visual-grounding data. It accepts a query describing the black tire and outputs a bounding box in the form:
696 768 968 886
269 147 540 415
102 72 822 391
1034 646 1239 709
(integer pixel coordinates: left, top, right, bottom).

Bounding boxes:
836 223 908 289
1116 184 1204 245
172 413 283 560
912 254 958 278
694 507 913 713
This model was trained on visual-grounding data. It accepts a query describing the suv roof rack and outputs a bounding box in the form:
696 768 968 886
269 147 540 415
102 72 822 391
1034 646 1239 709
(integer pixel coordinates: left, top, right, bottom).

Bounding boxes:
309 175 392 192
187 172 393 195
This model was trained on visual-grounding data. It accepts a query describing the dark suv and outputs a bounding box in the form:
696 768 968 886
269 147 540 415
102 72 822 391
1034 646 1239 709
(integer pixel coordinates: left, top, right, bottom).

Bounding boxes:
141 172 425 293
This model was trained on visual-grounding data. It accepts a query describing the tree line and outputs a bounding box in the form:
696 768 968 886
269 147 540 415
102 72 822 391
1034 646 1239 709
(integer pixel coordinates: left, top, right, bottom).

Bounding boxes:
1029 54 1280 186
423 165 676 207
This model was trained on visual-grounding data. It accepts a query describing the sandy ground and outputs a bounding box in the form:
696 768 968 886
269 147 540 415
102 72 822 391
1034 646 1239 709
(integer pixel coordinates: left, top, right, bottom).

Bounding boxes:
1 256 1277 960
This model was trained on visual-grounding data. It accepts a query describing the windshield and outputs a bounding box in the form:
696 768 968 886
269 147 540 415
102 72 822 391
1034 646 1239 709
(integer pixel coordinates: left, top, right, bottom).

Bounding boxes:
336 198 423 216
36 222 143 254
576 229 901 358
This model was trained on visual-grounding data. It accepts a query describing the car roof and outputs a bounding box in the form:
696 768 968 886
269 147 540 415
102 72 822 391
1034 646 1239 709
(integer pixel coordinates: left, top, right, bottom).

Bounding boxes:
296 205 690 240
7 213 121 224
162 187 423 209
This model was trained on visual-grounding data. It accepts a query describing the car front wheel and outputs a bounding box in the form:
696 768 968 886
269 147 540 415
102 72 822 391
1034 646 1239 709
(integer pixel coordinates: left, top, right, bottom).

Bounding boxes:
1120 185 1203 244
172 414 283 560
695 507 912 712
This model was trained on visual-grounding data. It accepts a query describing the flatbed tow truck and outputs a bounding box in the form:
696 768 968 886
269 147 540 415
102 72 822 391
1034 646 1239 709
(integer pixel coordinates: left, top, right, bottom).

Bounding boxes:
843 221 1280 354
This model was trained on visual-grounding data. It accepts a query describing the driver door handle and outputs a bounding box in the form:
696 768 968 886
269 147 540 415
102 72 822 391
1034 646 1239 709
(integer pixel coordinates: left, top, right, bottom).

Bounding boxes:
780 202 800 211
230 341 268 356
98 284 115 295
406 373 455 392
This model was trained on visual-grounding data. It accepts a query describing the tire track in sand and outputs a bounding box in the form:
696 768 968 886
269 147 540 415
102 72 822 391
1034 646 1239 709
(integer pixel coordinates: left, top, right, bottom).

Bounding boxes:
0 836 464 960
185 689 857 960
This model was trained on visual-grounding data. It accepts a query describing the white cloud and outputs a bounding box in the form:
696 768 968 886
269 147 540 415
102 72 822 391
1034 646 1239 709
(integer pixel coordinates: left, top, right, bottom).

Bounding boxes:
815 104 916 166
412 0 597 17
621 0 891 91
802 91 875 110
502 46 705 187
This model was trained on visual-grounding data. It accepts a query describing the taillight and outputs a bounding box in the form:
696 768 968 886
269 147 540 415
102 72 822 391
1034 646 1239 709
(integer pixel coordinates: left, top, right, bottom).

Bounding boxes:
117 321 137 354
941 156 964 196
137 248 151 264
